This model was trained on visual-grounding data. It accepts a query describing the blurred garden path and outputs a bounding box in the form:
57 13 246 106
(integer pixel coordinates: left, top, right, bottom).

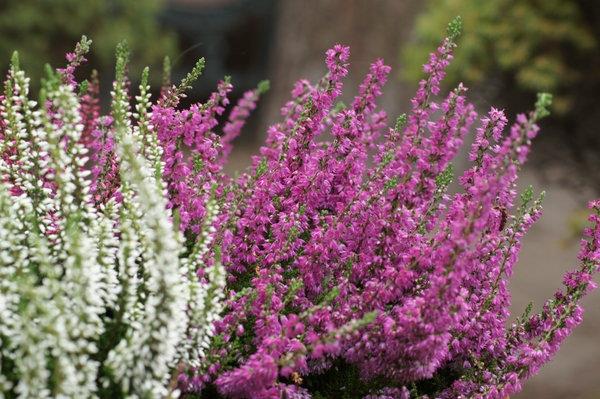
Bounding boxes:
512 168 600 399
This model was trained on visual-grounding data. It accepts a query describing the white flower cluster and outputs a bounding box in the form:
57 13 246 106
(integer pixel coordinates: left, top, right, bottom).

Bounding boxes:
0 41 223 398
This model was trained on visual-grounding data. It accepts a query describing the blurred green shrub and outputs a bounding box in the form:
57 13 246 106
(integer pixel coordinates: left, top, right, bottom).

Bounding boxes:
0 0 176 84
402 0 598 114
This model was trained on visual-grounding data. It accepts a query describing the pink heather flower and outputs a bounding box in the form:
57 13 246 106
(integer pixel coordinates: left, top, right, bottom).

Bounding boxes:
182 38 597 397
220 80 269 165
152 78 233 233
79 71 101 148
215 352 279 398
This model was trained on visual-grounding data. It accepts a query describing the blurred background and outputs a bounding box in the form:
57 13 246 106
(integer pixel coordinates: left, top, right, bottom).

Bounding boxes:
1 0 598 397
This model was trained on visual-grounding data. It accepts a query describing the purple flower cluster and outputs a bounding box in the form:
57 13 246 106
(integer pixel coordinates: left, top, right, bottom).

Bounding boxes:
43 20 600 398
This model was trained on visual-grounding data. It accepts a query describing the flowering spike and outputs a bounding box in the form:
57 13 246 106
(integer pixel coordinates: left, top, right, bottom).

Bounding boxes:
115 41 130 85
447 15 463 41
10 51 19 70
534 92 553 120
177 57 206 94
140 66 149 88
162 55 172 87
220 79 269 165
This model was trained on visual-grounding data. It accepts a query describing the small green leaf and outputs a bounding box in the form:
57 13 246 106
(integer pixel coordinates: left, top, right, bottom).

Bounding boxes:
257 79 270 95
384 176 399 191
256 157 268 177
333 101 347 113
435 163 454 188
78 80 89 96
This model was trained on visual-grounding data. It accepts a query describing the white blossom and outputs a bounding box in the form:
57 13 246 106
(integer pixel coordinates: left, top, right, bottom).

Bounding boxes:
0 40 223 398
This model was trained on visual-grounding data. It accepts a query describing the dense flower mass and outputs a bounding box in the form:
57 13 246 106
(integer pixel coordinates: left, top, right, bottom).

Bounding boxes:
0 39 224 398
1 18 599 399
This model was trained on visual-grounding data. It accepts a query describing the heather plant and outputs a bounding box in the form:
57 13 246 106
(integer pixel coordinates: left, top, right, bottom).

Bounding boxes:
2 17 600 399
0 39 224 398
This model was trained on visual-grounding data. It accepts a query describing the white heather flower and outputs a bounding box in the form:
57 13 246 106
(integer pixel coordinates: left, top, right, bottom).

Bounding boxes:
179 197 226 367
0 41 222 398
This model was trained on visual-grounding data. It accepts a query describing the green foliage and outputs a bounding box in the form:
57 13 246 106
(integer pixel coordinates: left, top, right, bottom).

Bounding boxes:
402 0 597 114
256 157 269 177
435 163 454 188
534 92 553 120
257 79 271 95
304 359 393 399
394 113 407 131
446 15 463 40
0 0 176 85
